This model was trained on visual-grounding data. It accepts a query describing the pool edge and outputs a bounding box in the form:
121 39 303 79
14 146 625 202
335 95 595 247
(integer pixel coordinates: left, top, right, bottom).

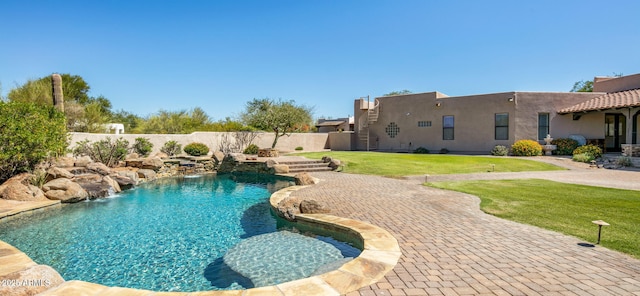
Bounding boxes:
0 184 401 296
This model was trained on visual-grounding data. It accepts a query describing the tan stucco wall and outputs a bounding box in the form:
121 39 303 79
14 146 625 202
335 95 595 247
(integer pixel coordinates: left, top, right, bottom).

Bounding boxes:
328 132 355 151
593 73 640 93
69 132 330 155
355 91 604 153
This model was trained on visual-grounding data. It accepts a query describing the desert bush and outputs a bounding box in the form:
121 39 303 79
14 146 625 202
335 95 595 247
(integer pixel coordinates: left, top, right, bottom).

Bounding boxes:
72 137 130 167
615 156 633 167
491 145 509 156
572 153 594 163
295 146 304 151
0 101 68 183
573 144 602 159
413 147 430 154
551 138 579 155
132 137 153 157
184 142 210 156
511 139 542 156
161 140 182 156
243 144 259 154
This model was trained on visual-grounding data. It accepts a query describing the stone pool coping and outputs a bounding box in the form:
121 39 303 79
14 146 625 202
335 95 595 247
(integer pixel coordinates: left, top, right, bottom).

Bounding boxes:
0 184 401 296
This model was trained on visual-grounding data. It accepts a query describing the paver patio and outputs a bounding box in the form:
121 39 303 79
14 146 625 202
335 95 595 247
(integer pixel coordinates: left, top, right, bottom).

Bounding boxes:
292 166 640 295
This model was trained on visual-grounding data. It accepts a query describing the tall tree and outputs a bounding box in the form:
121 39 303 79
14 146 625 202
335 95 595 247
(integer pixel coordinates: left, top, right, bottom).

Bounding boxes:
570 80 593 92
241 98 313 148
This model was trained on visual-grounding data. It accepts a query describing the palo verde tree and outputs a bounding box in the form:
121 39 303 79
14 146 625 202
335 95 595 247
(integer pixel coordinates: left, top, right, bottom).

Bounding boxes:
241 98 313 148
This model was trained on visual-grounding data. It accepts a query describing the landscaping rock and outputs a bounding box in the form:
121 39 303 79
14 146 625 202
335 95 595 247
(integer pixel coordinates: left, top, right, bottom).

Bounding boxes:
74 156 93 167
300 199 331 214
46 167 74 181
102 176 122 193
74 175 117 199
265 159 278 168
276 196 301 221
329 159 341 170
0 264 65 296
126 152 139 160
230 153 246 162
116 170 139 185
110 174 136 190
213 151 225 164
273 164 289 174
138 169 157 181
51 156 75 168
321 156 332 163
0 173 47 201
152 152 169 159
294 172 316 185
141 157 164 171
87 162 112 175
43 178 88 203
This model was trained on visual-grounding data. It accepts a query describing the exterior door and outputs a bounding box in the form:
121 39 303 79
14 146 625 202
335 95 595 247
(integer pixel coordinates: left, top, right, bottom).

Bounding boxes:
605 114 626 152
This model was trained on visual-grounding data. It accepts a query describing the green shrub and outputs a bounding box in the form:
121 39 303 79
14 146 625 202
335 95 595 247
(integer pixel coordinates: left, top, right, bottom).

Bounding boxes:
615 156 633 167
551 138 579 155
184 142 210 156
243 144 259 154
413 147 430 154
511 139 542 156
0 101 68 183
295 146 304 151
439 148 450 154
572 153 594 163
491 145 509 156
573 144 602 159
72 137 130 167
161 140 182 157
132 137 153 157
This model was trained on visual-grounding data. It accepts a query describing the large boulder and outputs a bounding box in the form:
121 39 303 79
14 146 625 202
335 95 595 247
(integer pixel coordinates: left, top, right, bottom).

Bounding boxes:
102 176 121 193
74 156 94 167
328 159 341 170
152 152 169 159
116 170 140 185
300 199 331 214
43 178 88 203
141 157 164 171
0 173 47 201
294 172 316 185
46 167 74 181
275 196 301 221
213 151 225 164
110 174 136 190
126 152 140 160
273 164 289 174
0 264 65 296
137 169 157 181
87 162 112 176
51 156 75 168
73 174 118 199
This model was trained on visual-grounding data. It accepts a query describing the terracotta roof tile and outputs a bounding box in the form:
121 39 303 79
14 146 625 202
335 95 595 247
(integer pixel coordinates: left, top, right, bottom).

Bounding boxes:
558 89 640 114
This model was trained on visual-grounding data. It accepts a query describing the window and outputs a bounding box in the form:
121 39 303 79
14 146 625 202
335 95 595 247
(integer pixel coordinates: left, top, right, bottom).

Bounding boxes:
443 116 454 140
418 121 432 127
385 122 400 138
495 113 509 140
538 113 549 140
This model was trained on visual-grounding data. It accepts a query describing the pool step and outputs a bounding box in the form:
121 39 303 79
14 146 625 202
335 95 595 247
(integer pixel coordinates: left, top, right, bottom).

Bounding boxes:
278 160 334 173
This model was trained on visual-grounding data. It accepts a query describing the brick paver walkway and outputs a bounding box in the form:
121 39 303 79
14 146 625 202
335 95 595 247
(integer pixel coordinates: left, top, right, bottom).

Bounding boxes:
292 171 640 295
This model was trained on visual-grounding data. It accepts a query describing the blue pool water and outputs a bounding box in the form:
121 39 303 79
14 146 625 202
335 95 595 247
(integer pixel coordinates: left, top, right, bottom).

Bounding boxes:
0 174 360 292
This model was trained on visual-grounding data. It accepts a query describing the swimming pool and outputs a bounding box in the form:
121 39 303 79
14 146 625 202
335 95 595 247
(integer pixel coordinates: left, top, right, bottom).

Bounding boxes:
0 174 360 292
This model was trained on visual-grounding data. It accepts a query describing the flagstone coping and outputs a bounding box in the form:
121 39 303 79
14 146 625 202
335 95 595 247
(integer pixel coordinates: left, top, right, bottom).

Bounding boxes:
1 185 400 296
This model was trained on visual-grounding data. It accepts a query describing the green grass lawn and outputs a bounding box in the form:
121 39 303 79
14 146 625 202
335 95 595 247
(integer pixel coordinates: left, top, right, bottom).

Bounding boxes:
295 151 563 177
429 179 640 259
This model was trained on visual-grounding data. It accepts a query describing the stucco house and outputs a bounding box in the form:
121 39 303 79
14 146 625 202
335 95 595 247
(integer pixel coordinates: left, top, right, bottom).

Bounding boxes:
352 73 640 155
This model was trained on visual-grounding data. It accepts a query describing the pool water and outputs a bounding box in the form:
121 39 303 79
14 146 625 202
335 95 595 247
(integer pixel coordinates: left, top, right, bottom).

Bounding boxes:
0 174 360 292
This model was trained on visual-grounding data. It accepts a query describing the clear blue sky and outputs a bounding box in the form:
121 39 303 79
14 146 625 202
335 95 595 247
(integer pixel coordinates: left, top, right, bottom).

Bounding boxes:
2 0 639 121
